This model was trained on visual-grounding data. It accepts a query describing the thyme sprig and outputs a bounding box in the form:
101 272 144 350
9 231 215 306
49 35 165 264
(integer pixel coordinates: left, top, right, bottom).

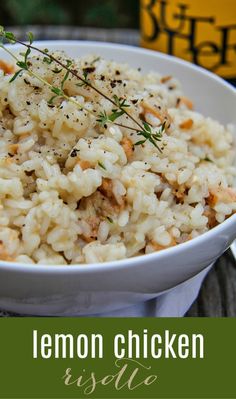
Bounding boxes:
135 121 166 149
97 96 130 126
0 28 141 126
76 70 90 88
0 26 165 151
0 44 91 115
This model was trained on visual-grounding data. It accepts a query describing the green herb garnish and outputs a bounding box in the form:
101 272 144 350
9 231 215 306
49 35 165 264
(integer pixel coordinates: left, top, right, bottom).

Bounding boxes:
0 26 166 151
135 121 165 151
204 156 213 163
98 161 106 170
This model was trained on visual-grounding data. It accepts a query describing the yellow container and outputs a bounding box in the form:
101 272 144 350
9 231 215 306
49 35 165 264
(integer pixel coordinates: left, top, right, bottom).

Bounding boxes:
140 0 236 78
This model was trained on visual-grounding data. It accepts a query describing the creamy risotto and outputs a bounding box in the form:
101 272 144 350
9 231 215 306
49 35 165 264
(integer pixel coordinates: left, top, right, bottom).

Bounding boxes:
0 52 235 265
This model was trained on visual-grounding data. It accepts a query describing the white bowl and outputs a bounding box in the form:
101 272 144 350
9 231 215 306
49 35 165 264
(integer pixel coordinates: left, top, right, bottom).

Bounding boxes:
0 41 235 316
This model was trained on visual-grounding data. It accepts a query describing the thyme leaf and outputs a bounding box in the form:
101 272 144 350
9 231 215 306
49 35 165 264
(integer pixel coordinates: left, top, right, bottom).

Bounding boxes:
51 86 63 96
52 67 62 74
98 161 106 170
48 95 57 105
28 31 34 45
9 69 24 82
43 56 53 65
91 56 101 65
113 95 130 109
76 70 90 87
97 111 109 127
204 156 213 163
16 60 28 70
4 30 16 43
135 121 166 152
108 109 125 122
97 109 125 126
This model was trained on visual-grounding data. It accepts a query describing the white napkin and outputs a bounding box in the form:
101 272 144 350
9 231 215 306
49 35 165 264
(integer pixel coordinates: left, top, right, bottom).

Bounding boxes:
92 265 212 317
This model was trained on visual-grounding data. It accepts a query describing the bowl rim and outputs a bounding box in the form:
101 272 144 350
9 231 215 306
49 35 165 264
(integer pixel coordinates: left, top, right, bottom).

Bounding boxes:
3 39 235 95
0 39 235 273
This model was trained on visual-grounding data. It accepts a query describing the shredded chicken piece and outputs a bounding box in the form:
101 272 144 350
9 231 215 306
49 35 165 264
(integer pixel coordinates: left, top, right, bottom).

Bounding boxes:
121 137 134 160
160 75 172 83
5 157 15 165
179 118 193 129
172 184 187 204
203 207 218 228
0 59 14 75
8 143 19 154
176 96 193 110
191 136 212 146
142 101 172 128
78 189 122 242
208 187 236 206
80 216 100 243
80 235 96 243
99 178 114 201
98 178 124 208
150 237 176 251
77 160 91 170
0 242 14 261
19 133 30 141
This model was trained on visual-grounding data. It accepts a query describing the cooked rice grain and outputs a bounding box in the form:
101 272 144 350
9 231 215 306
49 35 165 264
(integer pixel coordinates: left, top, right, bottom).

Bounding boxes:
0 53 235 264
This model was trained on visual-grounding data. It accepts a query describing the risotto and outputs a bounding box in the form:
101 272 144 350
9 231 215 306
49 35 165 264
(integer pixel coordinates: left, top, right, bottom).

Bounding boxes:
0 51 235 265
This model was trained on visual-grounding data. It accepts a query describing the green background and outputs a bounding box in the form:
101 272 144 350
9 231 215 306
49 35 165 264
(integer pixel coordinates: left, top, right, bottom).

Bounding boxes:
0 0 139 29
0 318 235 398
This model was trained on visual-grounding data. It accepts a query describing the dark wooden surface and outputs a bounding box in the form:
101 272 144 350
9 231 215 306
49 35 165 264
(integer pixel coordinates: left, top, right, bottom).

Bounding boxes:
186 250 236 317
0 27 235 317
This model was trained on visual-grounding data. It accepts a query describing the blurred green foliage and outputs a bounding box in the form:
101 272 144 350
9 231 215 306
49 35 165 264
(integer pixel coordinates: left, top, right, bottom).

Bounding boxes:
0 0 139 28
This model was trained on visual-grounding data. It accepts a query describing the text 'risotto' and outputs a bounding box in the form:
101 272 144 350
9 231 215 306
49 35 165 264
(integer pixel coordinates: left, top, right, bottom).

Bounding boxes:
0 52 236 265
